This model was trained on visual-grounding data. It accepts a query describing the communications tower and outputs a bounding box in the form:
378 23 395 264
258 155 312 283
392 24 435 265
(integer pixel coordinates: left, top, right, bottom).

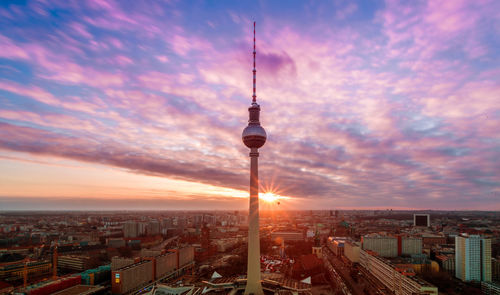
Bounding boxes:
242 21 266 295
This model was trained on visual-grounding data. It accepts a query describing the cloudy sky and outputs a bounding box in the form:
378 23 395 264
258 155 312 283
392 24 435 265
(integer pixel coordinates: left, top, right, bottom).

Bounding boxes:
0 0 499 210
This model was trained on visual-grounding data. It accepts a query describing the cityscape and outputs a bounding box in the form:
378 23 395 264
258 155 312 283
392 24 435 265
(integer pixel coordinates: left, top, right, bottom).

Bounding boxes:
0 210 499 294
0 1 499 295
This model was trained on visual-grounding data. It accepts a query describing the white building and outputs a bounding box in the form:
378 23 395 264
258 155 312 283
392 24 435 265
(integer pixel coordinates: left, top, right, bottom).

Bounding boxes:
344 241 360 263
360 249 438 295
362 235 398 257
455 234 491 282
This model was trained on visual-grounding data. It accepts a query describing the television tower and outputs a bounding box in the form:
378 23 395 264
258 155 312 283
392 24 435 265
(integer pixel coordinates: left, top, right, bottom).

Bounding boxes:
242 21 266 295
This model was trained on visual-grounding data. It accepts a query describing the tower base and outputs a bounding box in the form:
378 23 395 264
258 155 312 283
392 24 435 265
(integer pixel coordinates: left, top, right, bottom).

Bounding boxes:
244 283 264 295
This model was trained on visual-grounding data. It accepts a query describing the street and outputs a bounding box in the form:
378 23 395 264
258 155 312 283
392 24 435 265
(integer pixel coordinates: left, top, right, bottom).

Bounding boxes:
323 247 390 295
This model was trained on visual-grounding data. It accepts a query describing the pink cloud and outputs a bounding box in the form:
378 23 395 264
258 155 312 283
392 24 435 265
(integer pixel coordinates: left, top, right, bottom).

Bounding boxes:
0 80 60 106
70 22 93 39
0 35 126 88
155 55 169 63
0 35 29 59
167 33 214 56
0 109 98 132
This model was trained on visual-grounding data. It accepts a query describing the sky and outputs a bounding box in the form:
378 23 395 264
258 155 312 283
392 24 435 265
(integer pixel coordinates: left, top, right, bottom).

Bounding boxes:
0 0 499 211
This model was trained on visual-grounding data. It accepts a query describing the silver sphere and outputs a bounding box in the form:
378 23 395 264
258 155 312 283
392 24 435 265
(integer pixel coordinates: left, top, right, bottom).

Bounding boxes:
242 125 267 148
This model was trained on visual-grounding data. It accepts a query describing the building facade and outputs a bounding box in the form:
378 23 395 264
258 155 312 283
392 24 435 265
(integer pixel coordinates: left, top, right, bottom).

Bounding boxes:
362 235 398 257
400 237 422 256
455 234 491 282
123 221 138 238
344 241 360 263
270 231 303 242
360 249 438 295
413 214 430 227
57 255 91 272
327 237 345 257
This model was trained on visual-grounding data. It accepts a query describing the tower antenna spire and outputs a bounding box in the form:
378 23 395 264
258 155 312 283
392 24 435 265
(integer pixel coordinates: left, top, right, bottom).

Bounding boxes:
252 21 257 103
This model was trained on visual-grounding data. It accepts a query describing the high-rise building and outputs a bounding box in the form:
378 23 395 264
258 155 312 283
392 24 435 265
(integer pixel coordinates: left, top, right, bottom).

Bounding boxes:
138 222 148 236
123 221 138 238
194 215 203 227
455 234 491 282
492 257 500 281
241 21 266 295
413 214 430 227
148 221 160 235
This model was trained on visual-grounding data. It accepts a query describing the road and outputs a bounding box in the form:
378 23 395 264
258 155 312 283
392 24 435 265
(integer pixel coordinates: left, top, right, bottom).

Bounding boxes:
323 247 390 295
322 250 351 295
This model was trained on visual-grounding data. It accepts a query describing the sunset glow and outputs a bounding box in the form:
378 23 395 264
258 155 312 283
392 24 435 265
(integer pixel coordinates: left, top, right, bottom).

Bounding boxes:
260 192 286 204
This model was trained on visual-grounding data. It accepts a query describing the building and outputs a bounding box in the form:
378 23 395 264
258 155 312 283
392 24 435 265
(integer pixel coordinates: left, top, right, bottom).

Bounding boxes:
52 285 106 295
111 257 139 271
421 234 446 248
360 249 438 295
138 222 148 236
312 232 322 258
400 237 422 256
112 260 153 294
291 254 324 281
413 214 430 227
344 241 360 264
492 257 500 282
435 254 455 275
270 231 303 242
455 234 491 282
108 238 126 248
147 221 160 235
57 255 91 272
312 246 322 259
123 221 138 238
327 237 345 257
362 235 398 257
0 260 51 282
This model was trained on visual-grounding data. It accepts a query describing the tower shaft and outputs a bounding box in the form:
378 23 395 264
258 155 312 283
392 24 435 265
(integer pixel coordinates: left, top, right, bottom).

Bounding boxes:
245 148 264 295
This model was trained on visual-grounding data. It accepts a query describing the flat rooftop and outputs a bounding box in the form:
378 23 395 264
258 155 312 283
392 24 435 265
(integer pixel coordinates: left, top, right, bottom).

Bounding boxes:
52 285 105 295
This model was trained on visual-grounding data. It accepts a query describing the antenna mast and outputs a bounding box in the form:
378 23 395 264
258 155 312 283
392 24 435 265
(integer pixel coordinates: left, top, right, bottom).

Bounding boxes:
252 21 257 103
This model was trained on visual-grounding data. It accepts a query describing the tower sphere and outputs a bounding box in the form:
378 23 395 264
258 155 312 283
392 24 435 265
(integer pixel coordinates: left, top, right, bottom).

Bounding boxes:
242 102 267 149
242 124 267 148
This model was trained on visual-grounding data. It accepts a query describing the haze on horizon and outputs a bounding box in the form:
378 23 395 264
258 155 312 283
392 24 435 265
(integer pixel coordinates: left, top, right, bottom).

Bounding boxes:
0 0 499 211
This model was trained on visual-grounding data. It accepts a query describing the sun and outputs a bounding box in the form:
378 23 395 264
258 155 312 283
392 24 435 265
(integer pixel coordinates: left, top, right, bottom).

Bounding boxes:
260 192 282 203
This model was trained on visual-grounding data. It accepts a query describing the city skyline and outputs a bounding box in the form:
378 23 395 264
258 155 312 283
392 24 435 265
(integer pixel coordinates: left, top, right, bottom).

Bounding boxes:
0 0 499 210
